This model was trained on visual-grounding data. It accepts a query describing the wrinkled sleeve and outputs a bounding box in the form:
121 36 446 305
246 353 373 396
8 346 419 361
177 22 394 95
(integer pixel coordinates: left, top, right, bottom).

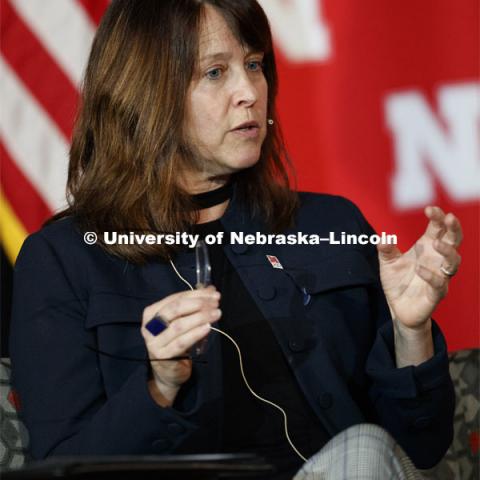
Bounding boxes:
9 232 203 460
366 319 454 468
344 198 455 469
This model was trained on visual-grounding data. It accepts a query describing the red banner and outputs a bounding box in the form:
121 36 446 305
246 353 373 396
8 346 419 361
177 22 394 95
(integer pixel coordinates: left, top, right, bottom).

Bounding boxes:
267 0 479 351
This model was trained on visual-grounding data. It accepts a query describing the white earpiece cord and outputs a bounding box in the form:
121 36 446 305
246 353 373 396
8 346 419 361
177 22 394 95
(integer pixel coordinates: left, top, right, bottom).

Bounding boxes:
169 258 308 462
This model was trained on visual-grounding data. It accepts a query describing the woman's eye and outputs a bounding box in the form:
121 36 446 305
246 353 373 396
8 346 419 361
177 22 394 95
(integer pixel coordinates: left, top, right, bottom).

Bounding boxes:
206 68 222 80
246 60 263 72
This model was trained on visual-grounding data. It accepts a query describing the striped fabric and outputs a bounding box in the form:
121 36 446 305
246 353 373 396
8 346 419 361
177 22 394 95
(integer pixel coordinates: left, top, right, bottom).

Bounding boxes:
0 0 108 264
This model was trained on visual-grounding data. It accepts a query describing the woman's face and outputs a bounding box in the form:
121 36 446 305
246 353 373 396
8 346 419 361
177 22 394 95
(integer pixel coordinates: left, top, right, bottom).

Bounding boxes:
183 5 268 187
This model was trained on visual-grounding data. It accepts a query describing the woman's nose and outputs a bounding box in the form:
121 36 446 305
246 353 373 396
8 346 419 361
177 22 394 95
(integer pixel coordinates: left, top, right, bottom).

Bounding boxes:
231 72 258 107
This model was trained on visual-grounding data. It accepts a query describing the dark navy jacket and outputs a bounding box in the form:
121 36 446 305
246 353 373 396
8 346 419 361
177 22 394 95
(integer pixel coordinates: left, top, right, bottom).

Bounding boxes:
9 192 454 468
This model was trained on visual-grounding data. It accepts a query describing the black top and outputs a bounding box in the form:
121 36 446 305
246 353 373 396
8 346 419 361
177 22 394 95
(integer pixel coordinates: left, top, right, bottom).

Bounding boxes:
192 220 329 479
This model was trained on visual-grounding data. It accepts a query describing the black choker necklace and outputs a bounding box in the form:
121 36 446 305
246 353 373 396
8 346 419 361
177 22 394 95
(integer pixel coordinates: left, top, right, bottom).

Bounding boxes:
190 182 233 209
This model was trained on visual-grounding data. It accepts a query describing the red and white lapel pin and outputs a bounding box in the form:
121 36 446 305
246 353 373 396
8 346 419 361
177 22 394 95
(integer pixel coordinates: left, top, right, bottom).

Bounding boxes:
266 255 283 269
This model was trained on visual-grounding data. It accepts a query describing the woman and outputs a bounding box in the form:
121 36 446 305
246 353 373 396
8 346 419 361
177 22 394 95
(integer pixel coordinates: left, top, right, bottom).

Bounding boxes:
10 1 462 479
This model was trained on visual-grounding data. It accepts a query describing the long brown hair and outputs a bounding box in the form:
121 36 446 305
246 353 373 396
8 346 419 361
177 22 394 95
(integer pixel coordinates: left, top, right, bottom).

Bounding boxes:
51 0 299 263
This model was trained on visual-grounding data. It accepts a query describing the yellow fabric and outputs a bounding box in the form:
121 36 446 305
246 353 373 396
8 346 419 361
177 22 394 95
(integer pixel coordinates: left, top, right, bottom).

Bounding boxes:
0 189 27 264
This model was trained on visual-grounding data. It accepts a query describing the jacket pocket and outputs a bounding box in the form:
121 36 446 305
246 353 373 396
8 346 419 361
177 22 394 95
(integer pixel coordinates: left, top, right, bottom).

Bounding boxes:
85 292 153 329
283 249 377 296
283 249 380 378
85 293 157 394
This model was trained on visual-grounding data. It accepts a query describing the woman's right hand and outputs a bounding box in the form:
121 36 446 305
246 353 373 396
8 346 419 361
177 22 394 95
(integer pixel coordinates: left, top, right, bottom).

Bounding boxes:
141 286 221 406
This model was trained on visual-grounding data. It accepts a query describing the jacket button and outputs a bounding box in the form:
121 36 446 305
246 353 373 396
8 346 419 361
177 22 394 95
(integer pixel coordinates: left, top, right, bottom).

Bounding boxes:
412 416 432 429
257 286 276 300
288 339 305 352
230 244 249 254
152 438 171 450
302 287 311 306
167 423 185 435
318 392 333 409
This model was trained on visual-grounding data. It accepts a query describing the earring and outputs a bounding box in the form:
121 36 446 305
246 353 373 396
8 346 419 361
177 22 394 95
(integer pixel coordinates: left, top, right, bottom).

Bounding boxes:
267 118 274 125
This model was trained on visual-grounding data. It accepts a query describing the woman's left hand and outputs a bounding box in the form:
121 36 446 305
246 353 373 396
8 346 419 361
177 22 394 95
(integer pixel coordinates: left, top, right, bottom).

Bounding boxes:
377 206 463 331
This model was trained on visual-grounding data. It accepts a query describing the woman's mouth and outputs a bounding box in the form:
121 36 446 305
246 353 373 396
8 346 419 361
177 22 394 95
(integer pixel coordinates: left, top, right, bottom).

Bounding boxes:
231 121 260 138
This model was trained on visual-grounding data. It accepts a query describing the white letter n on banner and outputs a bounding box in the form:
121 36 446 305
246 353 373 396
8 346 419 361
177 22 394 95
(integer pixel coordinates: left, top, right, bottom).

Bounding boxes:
384 83 480 210
258 0 331 62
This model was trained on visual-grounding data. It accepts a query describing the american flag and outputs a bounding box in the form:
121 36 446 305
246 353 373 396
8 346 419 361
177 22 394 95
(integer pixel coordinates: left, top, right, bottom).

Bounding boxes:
0 0 109 351
0 0 110 255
